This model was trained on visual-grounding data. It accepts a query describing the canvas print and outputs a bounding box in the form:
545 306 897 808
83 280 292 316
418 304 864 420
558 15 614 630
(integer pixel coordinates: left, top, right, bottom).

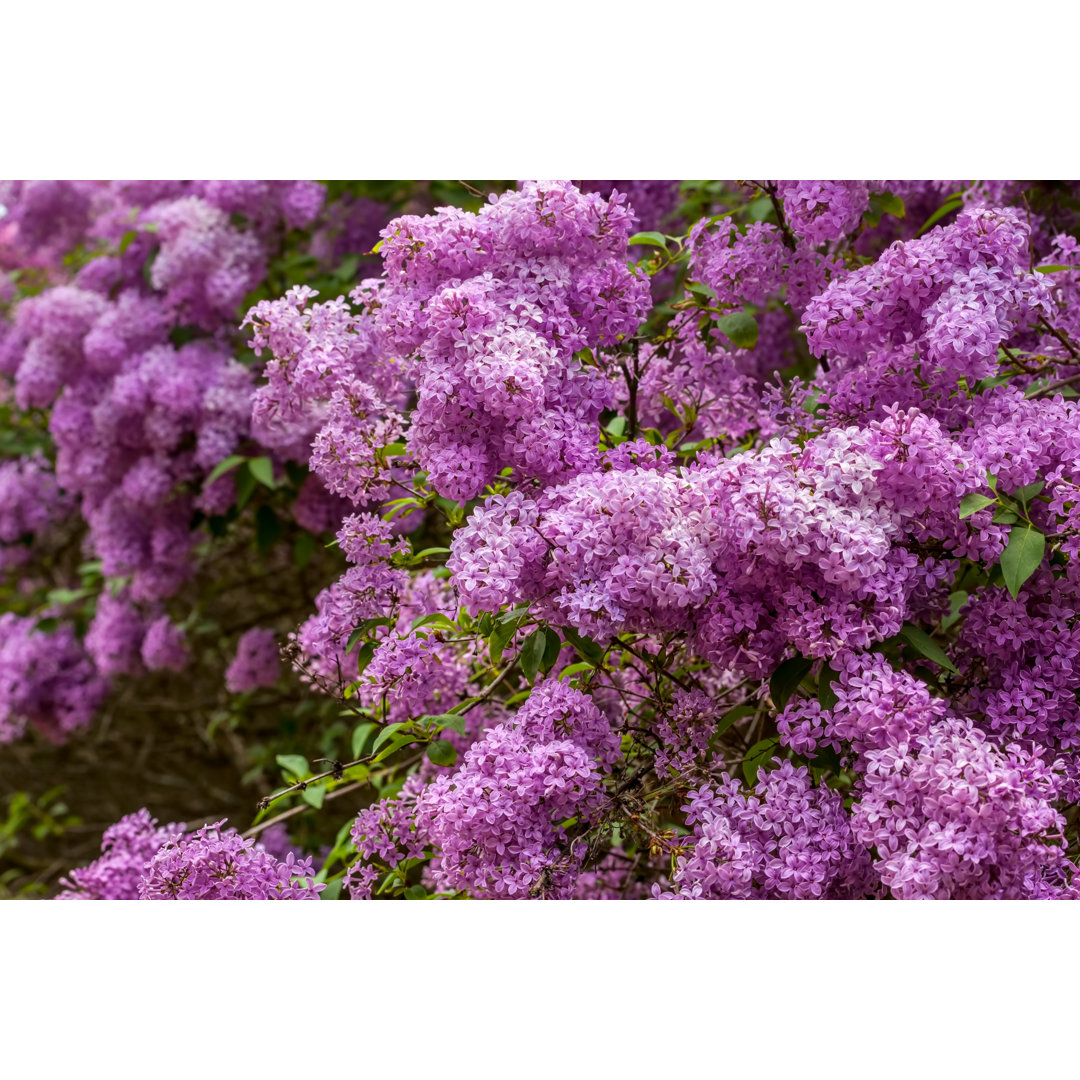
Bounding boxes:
2 179 1077 900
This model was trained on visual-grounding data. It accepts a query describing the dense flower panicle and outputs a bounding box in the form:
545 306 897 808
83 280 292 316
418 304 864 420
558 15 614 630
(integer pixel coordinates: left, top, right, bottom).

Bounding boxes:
0 180 101 259
953 570 1080 798
579 180 681 233
143 197 265 329
139 820 322 899
852 718 1074 898
361 632 473 724
59 812 322 900
659 761 875 899
345 774 429 899
293 513 411 680
364 181 650 499
0 613 109 743
452 414 983 676
0 453 72 569
416 724 599 898
140 616 189 673
243 283 404 473
689 219 840 312
225 628 280 693
57 809 180 900
347 682 617 899
776 180 870 246
803 207 1055 424
85 591 145 678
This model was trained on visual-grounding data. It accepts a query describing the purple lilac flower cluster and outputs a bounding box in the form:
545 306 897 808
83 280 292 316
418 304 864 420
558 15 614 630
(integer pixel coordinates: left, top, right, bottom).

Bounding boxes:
58 809 322 900
0 613 108 743
0 179 360 744
658 761 875 899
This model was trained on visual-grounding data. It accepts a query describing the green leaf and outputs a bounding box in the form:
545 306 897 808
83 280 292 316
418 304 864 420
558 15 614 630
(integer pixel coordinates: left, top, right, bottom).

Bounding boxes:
520 629 547 684
628 231 670 251
411 547 451 561
404 884 428 900
352 722 376 758
560 626 606 667
540 628 562 674
770 655 813 711
1013 481 1045 507
959 493 996 519
716 311 758 350
715 704 753 739
426 740 458 768
743 737 780 787
897 623 958 674
346 617 392 653
941 590 968 632
248 456 275 488
235 465 257 510
1036 264 1080 274
918 196 963 235
371 732 415 764
685 281 716 304
747 196 773 223
319 878 343 900
558 661 595 682
865 191 905 226
1000 525 1046 599
372 722 409 754
992 508 1018 525
355 641 376 676
255 505 281 555
205 454 246 487
276 754 309 780
423 713 467 736
333 254 360 283
293 532 315 569
817 664 840 709
489 615 524 665
301 785 326 809
411 612 458 633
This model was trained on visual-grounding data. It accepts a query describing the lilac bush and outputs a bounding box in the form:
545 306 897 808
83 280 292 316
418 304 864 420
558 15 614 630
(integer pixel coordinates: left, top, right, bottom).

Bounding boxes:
6 179 1080 899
